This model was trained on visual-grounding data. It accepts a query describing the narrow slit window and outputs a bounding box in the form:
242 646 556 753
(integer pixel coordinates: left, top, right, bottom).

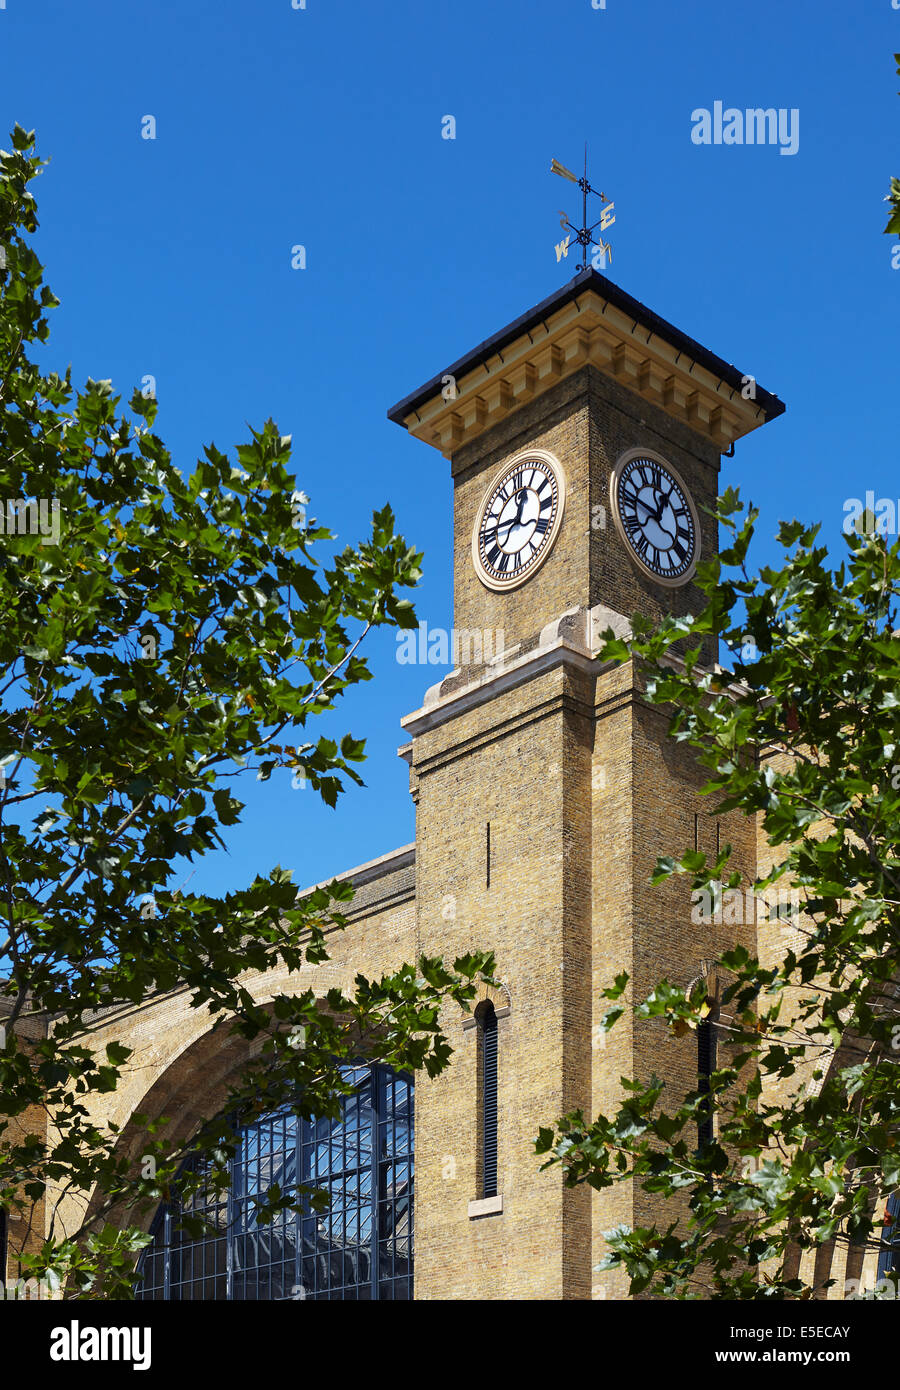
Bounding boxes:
477 1002 499 1199
697 1018 716 1151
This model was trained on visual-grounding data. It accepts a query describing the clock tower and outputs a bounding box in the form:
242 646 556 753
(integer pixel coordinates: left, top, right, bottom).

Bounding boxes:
388 268 784 1300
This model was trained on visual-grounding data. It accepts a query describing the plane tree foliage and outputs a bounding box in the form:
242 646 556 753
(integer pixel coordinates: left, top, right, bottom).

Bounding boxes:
0 128 492 1299
537 495 900 1298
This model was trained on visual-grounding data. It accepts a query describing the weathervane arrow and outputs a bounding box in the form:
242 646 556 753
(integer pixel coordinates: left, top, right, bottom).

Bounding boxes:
550 147 615 272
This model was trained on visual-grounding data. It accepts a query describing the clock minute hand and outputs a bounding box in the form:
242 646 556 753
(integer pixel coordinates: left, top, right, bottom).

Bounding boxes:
633 491 675 547
645 489 667 524
640 490 669 527
651 490 676 540
510 489 528 526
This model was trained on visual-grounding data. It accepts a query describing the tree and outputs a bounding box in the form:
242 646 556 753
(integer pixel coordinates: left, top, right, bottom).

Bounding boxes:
0 127 492 1299
537 494 900 1298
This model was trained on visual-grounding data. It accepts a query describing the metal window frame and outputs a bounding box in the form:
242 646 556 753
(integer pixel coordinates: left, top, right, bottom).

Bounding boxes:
136 1062 412 1302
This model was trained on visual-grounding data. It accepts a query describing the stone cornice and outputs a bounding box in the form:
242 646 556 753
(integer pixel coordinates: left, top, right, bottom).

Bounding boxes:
390 283 779 458
298 842 415 896
399 604 752 741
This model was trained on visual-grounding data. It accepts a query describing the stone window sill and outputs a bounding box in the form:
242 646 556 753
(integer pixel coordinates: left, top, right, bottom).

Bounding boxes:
468 1194 503 1219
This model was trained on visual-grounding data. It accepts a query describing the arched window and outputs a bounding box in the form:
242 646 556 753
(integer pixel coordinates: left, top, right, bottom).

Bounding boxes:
476 1002 498 1199
135 1062 413 1301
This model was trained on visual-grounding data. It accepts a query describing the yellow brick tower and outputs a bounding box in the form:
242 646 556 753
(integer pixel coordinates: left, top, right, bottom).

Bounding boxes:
388 267 784 1299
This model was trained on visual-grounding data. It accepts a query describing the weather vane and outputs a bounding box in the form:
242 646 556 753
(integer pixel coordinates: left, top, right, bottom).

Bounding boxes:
550 146 615 272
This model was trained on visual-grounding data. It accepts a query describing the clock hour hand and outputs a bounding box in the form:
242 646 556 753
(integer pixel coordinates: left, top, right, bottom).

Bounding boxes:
635 495 658 525
487 490 530 543
645 489 674 529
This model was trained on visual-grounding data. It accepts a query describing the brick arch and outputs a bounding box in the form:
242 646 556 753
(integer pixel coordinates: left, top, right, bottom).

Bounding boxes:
84 1017 265 1236
471 979 511 1012
83 983 338 1237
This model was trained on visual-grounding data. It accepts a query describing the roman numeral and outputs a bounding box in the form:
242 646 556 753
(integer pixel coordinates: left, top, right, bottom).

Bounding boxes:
486 544 501 567
534 517 549 535
496 551 511 573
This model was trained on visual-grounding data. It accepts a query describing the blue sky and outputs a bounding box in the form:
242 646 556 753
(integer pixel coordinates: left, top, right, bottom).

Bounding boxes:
1 0 897 895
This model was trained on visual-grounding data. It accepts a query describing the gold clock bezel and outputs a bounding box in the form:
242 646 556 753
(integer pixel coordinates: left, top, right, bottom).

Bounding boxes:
609 447 701 588
471 448 567 593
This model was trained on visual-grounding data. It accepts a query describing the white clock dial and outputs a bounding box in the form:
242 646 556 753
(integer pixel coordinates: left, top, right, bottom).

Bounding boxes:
472 450 565 592
610 450 700 586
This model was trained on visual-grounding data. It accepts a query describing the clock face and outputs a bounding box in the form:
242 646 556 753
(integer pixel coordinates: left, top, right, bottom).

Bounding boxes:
472 450 565 591
610 450 700 585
